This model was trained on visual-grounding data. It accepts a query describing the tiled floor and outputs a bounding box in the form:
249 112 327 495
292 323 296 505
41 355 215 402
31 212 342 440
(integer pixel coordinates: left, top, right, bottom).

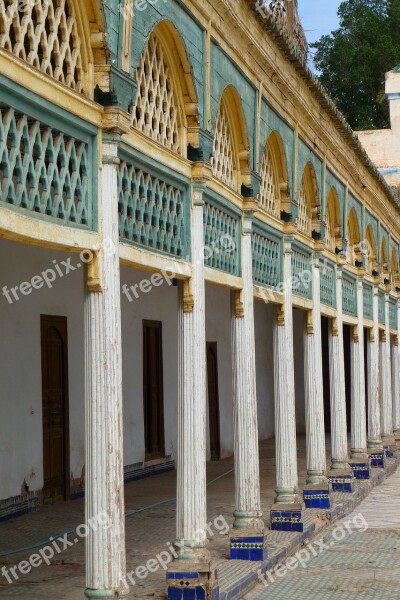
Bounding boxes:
247 465 400 599
0 436 397 600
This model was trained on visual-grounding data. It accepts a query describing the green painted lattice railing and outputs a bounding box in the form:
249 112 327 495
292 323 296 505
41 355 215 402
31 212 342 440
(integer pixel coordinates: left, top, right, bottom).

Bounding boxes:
291 241 312 299
252 221 282 288
118 158 190 259
320 259 336 308
342 272 357 316
389 296 398 330
0 106 92 226
378 290 385 325
363 282 373 321
203 194 241 276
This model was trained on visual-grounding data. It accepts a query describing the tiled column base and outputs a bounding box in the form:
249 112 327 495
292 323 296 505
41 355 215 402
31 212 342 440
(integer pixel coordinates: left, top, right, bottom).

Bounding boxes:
230 530 268 561
328 469 354 492
167 563 219 600
303 485 331 508
369 450 386 468
348 458 371 479
270 503 303 532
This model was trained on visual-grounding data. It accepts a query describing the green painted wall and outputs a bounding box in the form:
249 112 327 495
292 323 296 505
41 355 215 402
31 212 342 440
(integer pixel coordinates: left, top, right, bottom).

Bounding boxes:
325 169 345 228
298 139 323 204
210 43 257 170
260 102 295 197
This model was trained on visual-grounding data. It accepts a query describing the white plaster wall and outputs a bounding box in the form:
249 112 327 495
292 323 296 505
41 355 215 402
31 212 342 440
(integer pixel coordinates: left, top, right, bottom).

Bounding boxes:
293 308 306 434
120 266 178 466
254 300 275 440
205 283 233 459
0 238 85 500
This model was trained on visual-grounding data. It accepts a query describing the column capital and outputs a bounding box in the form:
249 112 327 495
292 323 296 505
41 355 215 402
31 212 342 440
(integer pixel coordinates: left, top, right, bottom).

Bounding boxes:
101 106 131 136
191 161 212 186
242 199 258 235
183 279 194 313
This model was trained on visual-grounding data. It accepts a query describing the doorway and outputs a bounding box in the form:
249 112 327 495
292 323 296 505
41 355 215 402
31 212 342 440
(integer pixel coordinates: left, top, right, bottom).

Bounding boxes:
206 342 220 460
143 320 165 460
41 315 69 502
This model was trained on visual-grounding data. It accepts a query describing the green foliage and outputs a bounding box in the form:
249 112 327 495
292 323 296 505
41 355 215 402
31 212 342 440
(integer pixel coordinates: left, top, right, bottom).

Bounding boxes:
311 0 400 130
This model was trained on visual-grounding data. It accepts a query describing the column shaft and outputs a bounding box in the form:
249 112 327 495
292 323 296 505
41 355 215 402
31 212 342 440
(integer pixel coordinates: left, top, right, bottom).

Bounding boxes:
273 240 299 502
85 140 127 597
329 268 349 469
381 295 394 442
303 257 327 484
393 305 400 437
175 201 208 558
351 280 367 457
368 288 382 448
232 231 263 529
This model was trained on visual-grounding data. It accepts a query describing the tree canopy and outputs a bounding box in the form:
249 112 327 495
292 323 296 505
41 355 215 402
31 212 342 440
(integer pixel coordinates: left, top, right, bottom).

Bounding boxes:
311 0 400 130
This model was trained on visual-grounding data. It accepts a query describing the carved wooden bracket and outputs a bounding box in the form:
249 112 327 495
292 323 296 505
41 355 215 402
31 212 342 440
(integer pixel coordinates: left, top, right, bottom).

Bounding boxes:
183 279 194 313
277 303 285 326
369 328 375 343
352 326 359 343
306 310 314 334
87 253 102 293
234 290 245 318
331 317 339 337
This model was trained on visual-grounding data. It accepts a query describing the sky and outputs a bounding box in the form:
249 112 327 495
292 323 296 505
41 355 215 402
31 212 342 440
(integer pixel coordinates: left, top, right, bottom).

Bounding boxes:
298 0 342 45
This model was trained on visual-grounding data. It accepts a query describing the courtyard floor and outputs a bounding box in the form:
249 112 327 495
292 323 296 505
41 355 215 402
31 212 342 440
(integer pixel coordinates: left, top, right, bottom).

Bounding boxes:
0 436 398 599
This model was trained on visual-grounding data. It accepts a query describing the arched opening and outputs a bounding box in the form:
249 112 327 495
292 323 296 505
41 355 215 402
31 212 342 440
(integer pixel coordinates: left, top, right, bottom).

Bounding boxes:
297 162 320 237
131 20 199 157
381 238 389 279
346 209 361 266
365 225 378 275
212 85 250 192
0 0 104 97
258 131 289 218
325 187 341 253
391 248 399 287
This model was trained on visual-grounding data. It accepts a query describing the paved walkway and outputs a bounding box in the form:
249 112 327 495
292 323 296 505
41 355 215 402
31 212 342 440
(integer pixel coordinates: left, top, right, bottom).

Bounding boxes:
247 466 400 599
0 437 398 600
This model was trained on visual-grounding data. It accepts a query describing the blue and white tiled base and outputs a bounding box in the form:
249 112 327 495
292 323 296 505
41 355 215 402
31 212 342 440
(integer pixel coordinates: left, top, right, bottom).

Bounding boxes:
383 444 396 459
348 459 370 480
270 503 303 532
370 450 386 468
303 486 331 508
167 565 219 600
328 470 354 493
230 533 268 561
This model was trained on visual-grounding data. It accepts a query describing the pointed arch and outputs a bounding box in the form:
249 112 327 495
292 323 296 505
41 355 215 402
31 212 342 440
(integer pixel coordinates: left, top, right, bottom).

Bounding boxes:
391 248 399 286
346 208 361 265
297 162 320 237
258 131 289 218
381 237 389 276
365 225 378 275
0 0 105 97
325 187 341 253
212 86 250 192
132 20 199 157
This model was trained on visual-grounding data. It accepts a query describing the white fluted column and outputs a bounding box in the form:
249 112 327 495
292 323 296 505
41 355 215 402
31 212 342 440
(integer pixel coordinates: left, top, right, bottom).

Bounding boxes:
393 301 400 438
231 214 263 530
367 287 382 449
85 137 127 598
381 294 394 443
303 255 327 484
175 184 209 561
328 267 349 469
350 279 367 457
273 238 299 503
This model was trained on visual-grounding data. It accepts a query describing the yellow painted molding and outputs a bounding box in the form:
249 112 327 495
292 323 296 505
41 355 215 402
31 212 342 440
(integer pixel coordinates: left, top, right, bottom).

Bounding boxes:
204 267 243 290
119 242 192 279
0 207 99 252
0 50 103 127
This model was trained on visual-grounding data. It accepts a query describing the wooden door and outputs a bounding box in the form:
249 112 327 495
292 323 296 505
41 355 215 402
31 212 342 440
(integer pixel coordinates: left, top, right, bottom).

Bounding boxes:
143 321 165 460
207 342 220 460
41 316 69 502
